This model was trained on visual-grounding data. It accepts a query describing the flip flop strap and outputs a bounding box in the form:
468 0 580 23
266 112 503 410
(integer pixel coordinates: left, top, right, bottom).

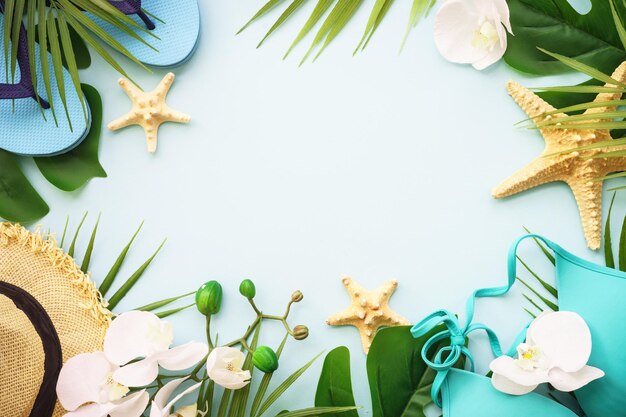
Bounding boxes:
411 234 561 407
0 0 50 108
110 0 155 30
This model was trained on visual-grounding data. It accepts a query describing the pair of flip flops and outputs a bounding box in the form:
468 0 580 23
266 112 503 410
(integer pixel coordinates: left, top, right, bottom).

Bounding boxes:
0 0 200 157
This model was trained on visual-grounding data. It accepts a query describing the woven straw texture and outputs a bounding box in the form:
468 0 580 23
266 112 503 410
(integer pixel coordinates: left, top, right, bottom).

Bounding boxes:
0 223 111 417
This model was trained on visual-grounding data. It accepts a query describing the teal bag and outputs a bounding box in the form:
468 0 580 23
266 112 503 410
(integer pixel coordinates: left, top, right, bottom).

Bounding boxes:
412 234 626 417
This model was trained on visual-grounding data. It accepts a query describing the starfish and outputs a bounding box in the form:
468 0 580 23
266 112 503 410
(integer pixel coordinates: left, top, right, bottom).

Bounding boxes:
108 72 190 153
493 62 626 250
326 276 410 353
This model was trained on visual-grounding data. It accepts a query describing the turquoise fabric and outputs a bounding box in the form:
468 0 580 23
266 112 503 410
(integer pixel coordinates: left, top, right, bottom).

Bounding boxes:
412 234 626 417
441 369 578 417
553 241 626 417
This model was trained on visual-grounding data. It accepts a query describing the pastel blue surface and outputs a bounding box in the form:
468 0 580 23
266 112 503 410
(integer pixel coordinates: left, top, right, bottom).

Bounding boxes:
87 0 200 67
20 0 626 415
0 17 90 156
442 369 578 417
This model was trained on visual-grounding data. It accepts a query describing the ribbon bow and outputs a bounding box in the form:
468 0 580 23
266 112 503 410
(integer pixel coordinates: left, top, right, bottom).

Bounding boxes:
410 309 505 407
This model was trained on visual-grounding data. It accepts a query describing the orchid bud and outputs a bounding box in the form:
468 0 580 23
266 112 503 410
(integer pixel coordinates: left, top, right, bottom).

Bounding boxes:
293 325 309 340
291 290 303 303
195 280 223 316
239 279 256 299
253 346 279 373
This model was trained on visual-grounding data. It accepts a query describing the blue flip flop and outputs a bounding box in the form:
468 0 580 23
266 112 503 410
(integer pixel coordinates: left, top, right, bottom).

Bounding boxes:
0 9 91 157
92 0 200 67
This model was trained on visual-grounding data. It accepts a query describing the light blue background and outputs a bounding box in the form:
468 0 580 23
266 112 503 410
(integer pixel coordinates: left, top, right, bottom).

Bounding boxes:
18 0 624 414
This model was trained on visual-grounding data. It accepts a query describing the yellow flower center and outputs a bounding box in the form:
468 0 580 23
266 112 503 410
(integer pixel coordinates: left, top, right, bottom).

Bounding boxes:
515 344 543 371
102 373 129 402
471 20 500 51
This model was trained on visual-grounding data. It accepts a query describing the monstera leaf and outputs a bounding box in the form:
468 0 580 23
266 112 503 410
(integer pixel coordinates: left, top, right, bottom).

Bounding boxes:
0 84 105 223
0 150 49 222
35 84 107 191
505 0 626 75
367 326 443 417
315 347 358 417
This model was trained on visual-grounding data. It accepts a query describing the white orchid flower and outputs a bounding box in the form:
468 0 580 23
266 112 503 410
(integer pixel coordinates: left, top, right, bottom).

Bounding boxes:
206 346 251 390
104 311 209 387
434 0 513 70
149 377 201 417
56 352 149 417
490 311 604 395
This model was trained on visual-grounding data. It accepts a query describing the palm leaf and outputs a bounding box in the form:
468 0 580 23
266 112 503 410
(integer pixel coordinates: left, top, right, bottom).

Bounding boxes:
605 192 617 268
106 238 166 309
538 48 626 88
46 7 72 127
257 352 323 417
611 0 626 51
10 0 25 81
98 221 144 295
38 0 58 123
80 213 100 273
278 407 360 417
241 0 434 61
400 0 435 51
67 211 88 256
354 0 394 53
56 12 87 119
516 277 558 311
284 0 334 59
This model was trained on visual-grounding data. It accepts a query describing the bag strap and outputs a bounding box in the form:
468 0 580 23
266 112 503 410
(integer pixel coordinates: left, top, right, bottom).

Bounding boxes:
411 234 560 407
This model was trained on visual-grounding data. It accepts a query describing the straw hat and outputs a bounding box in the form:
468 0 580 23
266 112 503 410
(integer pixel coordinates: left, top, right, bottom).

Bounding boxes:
0 222 112 417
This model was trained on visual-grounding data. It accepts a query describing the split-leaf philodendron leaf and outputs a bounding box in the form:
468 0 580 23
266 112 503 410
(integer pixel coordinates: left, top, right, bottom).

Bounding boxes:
505 0 626 75
35 84 107 191
315 346 358 417
0 150 49 222
367 325 446 417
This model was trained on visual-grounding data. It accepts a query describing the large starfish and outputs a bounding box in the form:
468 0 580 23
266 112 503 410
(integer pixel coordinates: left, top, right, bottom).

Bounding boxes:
493 62 626 250
326 276 410 353
108 72 190 153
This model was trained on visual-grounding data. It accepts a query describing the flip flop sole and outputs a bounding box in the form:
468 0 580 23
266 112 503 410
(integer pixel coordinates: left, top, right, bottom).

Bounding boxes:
88 0 201 67
0 21 91 157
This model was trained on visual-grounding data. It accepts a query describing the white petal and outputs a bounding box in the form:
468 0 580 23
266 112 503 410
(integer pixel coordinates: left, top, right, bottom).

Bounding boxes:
527 311 592 372
209 369 251 390
491 373 538 395
57 352 113 411
492 0 512 33
109 391 150 417
548 366 605 392
156 342 208 371
163 382 202 413
154 377 189 411
113 358 160 387
149 401 165 417
471 43 506 70
105 311 173 365
207 347 245 371
434 0 487 64
64 403 113 417
489 356 549 386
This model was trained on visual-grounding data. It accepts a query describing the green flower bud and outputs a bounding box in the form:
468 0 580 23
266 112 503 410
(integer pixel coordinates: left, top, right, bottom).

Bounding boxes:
253 346 279 373
195 280 223 316
239 279 256 299
291 290 303 303
293 325 309 340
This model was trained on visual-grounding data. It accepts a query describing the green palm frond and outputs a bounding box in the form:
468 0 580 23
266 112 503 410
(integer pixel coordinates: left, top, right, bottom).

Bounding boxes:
2 0 154 122
240 0 436 63
59 213 193 315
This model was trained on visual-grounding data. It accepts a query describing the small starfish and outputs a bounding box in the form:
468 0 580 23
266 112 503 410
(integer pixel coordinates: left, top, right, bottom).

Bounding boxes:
326 276 410 353
108 72 190 153
493 62 626 250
